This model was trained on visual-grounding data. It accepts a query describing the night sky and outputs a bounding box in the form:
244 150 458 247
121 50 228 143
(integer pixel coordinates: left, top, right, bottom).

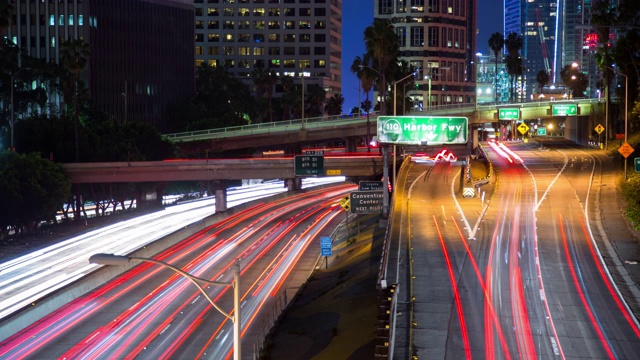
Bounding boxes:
340 0 503 112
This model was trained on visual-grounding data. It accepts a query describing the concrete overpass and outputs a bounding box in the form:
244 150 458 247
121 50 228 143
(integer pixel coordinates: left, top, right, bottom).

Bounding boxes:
164 99 603 153
62 156 384 211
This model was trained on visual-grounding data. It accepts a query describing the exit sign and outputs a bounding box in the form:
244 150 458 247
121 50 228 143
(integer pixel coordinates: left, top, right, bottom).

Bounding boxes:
499 108 520 120
552 104 578 116
294 155 324 176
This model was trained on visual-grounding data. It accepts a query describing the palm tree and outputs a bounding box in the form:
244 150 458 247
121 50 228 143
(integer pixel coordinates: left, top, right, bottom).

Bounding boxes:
488 32 505 103
60 39 90 163
536 70 550 95
326 94 344 116
351 53 375 151
504 32 523 102
363 19 399 115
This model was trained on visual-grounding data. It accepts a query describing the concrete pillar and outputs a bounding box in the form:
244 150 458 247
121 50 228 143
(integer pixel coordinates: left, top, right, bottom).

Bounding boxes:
564 116 589 146
345 136 358 153
285 178 302 191
211 180 228 212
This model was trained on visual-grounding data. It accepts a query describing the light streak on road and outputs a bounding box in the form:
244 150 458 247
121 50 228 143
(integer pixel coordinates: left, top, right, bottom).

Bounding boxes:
0 183 353 359
0 178 344 323
432 214 472 360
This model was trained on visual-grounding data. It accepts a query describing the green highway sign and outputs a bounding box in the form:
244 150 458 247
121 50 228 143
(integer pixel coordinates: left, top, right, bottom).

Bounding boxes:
551 104 578 116
635 158 640 172
350 191 384 214
377 116 468 145
537 127 547 136
294 155 324 176
499 108 520 120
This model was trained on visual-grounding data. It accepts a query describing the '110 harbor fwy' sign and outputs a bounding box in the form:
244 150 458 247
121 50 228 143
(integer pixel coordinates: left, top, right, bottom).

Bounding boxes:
377 116 468 145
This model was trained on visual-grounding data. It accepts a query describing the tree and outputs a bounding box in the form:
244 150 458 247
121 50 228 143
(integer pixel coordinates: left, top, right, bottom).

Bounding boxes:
364 19 399 115
305 84 326 118
592 0 617 139
536 70 550 94
326 94 344 116
251 66 277 122
504 32 523 102
0 151 71 237
351 53 376 151
60 39 90 163
560 64 588 98
488 32 505 103
0 2 14 46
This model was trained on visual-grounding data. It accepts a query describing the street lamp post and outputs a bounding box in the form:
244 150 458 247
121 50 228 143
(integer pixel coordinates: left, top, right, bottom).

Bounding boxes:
360 64 390 218
89 254 242 360
604 65 628 179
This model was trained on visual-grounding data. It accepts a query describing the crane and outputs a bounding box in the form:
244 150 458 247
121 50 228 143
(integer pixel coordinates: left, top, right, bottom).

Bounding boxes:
536 8 552 78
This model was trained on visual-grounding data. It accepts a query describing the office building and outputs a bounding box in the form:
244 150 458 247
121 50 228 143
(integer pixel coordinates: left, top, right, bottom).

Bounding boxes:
503 0 594 99
375 0 477 110
194 0 342 100
4 0 194 132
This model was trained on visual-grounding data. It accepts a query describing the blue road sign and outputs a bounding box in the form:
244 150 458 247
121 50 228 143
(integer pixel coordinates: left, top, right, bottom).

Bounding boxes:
321 247 332 256
320 236 331 245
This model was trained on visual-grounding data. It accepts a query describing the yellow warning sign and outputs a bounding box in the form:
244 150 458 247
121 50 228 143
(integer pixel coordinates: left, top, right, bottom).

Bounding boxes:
326 169 341 175
517 123 529 135
594 124 604 134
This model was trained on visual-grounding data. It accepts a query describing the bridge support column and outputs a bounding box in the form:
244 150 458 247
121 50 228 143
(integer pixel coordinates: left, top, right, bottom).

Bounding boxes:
136 183 166 209
564 116 589 146
212 181 228 212
286 178 302 191
345 136 358 153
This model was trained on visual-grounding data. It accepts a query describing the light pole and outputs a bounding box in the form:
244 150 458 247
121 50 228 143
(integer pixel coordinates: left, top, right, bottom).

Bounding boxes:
89 254 242 360
604 65 628 179
359 64 389 218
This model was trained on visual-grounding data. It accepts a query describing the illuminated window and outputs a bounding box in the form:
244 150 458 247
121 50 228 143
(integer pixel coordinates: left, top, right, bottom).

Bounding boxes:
299 21 311 29
300 34 311 42
223 34 234 42
69 15 74 26
208 21 219 29
208 47 219 55
196 46 204 55
196 59 204 67
208 34 219 42
269 59 280 68
254 8 265 16
284 34 296 42
208 8 219 16
238 21 250 29
224 59 235 67
268 34 280 42
268 21 280 29
223 21 234 29
284 8 295 16
238 47 250 55
299 8 311 16
223 8 234 16
284 21 295 29
314 20 326 29
239 8 250 16
223 46 234 55
283 59 295 68
300 60 310 68
411 0 424 12
269 8 281 16
253 46 265 55
314 59 326 68
254 21 265 29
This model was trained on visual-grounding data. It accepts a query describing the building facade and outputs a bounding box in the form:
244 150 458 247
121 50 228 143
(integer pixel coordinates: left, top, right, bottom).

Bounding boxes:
503 0 594 99
375 0 477 110
194 0 342 99
4 0 194 132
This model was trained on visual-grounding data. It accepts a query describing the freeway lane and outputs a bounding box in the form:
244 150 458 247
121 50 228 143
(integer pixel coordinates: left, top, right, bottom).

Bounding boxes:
397 141 640 359
0 178 342 329
0 184 355 359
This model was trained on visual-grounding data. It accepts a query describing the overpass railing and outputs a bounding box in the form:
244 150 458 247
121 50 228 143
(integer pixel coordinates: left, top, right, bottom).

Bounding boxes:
163 98 603 143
